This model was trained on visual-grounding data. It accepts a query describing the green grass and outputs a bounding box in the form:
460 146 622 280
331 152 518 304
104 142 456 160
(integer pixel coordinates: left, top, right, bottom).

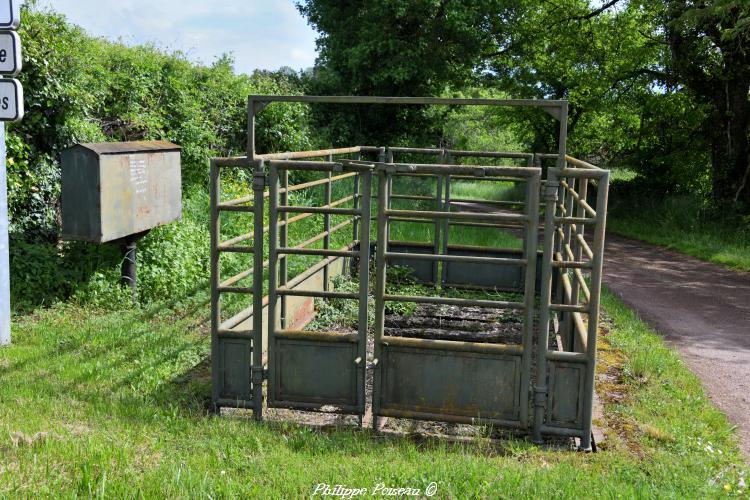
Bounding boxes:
0 288 746 497
2 173 748 496
609 187 750 272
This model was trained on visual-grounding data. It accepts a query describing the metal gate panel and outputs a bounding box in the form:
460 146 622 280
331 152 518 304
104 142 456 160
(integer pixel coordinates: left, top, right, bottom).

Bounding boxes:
545 359 586 429
372 162 541 428
378 343 522 424
266 160 373 415
273 336 359 410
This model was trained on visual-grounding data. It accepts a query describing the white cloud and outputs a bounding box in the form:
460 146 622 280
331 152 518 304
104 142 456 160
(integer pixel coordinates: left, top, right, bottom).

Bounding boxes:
30 0 318 73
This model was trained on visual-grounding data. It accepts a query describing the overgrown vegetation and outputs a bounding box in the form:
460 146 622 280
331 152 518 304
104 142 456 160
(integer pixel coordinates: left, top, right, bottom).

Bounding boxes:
1 280 747 496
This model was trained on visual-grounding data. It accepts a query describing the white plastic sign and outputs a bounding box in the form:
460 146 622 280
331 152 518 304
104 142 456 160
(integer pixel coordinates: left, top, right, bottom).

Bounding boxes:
0 0 19 30
0 78 22 121
0 31 20 75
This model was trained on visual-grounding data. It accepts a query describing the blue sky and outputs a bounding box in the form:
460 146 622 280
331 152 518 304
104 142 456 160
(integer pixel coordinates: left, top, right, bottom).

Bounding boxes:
32 1 319 74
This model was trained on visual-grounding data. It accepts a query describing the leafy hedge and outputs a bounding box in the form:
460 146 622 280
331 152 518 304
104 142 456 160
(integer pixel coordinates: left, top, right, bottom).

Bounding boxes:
9 6 314 310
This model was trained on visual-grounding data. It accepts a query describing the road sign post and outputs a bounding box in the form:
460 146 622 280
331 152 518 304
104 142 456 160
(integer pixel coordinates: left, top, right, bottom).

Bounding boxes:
0 0 21 346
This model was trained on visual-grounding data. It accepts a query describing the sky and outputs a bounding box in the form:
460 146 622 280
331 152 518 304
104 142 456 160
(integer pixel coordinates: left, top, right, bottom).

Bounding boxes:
32 0 319 74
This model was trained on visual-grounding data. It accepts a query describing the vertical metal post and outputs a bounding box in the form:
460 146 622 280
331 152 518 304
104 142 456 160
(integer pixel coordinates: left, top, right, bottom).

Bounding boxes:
533 171 559 444
120 236 138 298
356 169 373 421
209 159 221 410
323 154 332 291
353 152 361 244
251 159 265 421
433 174 443 285
520 170 540 427
0 124 9 346
280 168 289 328
441 174 452 287
432 149 446 286
247 98 264 420
266 162 279 412
372 169 390 431
579 171 609 451
385 149 393 244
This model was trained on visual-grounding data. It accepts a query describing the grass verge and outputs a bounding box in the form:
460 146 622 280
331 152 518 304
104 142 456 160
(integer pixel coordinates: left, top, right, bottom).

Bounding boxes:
0 288 746 497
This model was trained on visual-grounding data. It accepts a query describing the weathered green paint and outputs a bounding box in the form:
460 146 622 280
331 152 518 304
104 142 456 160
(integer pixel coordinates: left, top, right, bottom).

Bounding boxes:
208 95 611 449
61 141 182 243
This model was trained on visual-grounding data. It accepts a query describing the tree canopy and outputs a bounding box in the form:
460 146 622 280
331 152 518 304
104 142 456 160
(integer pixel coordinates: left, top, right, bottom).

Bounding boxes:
297 0 750 212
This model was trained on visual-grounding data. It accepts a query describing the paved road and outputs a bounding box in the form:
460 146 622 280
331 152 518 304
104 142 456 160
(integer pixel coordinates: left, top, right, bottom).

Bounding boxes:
603 235 750 457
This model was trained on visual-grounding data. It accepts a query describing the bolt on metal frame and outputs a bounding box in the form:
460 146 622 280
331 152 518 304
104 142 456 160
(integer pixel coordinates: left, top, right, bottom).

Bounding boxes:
208 95 609 448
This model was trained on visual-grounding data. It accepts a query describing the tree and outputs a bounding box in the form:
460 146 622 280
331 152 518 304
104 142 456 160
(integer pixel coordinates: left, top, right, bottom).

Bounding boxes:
662 0 750 209
297 0 505 145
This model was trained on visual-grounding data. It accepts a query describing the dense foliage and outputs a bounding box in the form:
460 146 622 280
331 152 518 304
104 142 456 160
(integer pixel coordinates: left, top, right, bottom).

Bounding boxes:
9 7 314 309
298 0 750 213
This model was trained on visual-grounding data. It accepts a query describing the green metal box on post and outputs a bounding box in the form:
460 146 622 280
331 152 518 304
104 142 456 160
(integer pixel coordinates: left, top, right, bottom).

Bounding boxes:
60 141 182 294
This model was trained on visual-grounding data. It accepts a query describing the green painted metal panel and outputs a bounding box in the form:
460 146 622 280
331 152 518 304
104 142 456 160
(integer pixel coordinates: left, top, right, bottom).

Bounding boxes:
379 345 522 421
274 338 358 407
546 360 585 429
219 338 252 400
60 142 182 243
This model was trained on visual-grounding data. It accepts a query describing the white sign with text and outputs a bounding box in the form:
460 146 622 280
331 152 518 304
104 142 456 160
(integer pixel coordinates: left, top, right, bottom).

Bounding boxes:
0 0 19 30
0 78 22 122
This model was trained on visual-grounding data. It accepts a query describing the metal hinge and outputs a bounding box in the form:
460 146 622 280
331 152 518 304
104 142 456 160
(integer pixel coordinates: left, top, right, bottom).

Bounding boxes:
253 172 267 191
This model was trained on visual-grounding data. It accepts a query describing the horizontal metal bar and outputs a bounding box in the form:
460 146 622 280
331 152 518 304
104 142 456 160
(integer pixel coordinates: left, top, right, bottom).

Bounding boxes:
382 294 525 310
379 162 539 178
449 197 525 207
276 288 359 300
388 147 444 154
539 425 585 438
377 408 523 428
385 252 526 266
554 216 598 225
217 245 254 254
386 209 529 224
549 303 589 313
217 286 253 294
449 150 534 159
257 146 362 160
214 157 249 168
269 159 372 172
390 194 436 201
550 166 608 179
216 204 255 213
274 329 359 343
279 206 360 216
551 260 592 269
217 329 253 338
276 247 357 258
382 335 524 355
281 172 357 194
565 155 602 170
250 95 566 108
216 398 255 409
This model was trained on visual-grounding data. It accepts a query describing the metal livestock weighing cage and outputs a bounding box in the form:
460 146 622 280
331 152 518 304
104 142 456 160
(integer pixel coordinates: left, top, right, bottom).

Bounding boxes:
209 96 609 451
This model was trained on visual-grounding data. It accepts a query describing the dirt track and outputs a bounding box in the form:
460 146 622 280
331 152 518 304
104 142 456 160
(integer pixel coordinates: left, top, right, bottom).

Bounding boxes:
603 235 750 457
